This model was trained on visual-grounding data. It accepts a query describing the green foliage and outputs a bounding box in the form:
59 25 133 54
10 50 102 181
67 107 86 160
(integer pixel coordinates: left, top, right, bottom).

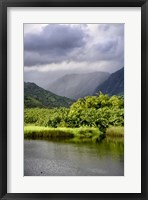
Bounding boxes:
24 126 103 143
24 96 44 108
24 82 74 108
24 107 69 127
24 93 124 134
67 93 124 131
106 126 124 137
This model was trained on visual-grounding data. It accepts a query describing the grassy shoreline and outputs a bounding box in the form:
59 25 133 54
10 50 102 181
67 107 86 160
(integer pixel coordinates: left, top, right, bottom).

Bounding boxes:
106 126 124 137
24 125 124 143
24 126 105 143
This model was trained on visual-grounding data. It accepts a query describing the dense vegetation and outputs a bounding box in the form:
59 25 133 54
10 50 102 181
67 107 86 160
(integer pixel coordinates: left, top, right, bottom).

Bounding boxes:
24 126 104 143
106 126 124 137
24 82 74 108
25 93 124 137
94 68 124 96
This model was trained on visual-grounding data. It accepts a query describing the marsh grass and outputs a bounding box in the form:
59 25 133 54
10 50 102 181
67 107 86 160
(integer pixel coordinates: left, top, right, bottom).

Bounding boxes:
106 126 124 137
24 126 103 142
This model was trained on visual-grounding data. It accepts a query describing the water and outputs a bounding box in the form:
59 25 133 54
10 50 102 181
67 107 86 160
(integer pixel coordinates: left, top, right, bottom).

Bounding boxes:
24 138 124 176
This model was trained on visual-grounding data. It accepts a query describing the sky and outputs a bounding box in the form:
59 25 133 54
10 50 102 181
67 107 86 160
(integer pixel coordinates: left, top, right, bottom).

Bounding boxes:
24 24 124 88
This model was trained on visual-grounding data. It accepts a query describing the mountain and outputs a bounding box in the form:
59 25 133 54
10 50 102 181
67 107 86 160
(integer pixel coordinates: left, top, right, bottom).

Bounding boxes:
93 68 124 96
24 82 74 108
46 72 110 100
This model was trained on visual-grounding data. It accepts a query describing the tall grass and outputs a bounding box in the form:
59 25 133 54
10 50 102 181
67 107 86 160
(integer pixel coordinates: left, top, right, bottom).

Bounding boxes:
106 126 124 137
24 126 104 143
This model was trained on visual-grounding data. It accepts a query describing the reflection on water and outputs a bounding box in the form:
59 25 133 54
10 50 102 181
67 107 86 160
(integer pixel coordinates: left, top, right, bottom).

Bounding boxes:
24 138 124 176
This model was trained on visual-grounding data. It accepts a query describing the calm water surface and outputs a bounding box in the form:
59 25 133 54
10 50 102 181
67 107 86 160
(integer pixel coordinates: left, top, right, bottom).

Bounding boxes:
24 139 124 176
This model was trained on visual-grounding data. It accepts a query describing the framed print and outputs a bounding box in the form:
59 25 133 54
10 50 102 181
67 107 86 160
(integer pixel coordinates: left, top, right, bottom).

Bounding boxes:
0 0 148 199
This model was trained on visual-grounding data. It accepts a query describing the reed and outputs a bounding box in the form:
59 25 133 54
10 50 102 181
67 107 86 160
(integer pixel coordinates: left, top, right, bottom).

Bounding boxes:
24 126 104 142
106 126 124 137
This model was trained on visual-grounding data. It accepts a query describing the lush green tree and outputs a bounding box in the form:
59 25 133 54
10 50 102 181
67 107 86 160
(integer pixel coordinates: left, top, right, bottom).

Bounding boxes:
24 93 124 132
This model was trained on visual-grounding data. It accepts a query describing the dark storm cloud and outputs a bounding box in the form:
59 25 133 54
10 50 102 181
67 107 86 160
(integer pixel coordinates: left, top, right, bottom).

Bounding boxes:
24 24 124 87
90 24 124 64
74 37 123 65
96 39 117 53
24 24 88 66
95 38 123 61
24 24 124 69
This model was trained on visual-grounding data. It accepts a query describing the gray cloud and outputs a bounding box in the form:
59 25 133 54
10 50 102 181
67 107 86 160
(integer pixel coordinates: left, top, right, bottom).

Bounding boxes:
98 24 110 32
98 24 124 37
24 24 88 66
24 24 124 76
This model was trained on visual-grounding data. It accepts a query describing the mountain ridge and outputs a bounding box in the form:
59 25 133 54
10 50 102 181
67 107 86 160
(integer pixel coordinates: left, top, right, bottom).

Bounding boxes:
47 71 110 99
93 68 124 96
24 82 74 108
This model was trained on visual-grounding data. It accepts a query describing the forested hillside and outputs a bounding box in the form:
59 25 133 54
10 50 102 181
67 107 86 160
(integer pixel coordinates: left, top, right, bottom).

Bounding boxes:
94 68 124 96
24 82 74 108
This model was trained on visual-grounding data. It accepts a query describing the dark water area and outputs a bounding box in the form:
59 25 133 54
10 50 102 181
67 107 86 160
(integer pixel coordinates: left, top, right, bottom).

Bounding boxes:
24 138 124 176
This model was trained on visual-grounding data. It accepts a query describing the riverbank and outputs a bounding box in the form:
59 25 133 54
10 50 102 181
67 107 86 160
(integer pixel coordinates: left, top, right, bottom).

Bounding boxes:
24 126 105 143
24 125 124 143
106 126 124 137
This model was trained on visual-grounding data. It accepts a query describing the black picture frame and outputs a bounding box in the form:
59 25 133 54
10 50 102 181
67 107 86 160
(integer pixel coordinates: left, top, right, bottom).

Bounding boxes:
0 0 148 199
